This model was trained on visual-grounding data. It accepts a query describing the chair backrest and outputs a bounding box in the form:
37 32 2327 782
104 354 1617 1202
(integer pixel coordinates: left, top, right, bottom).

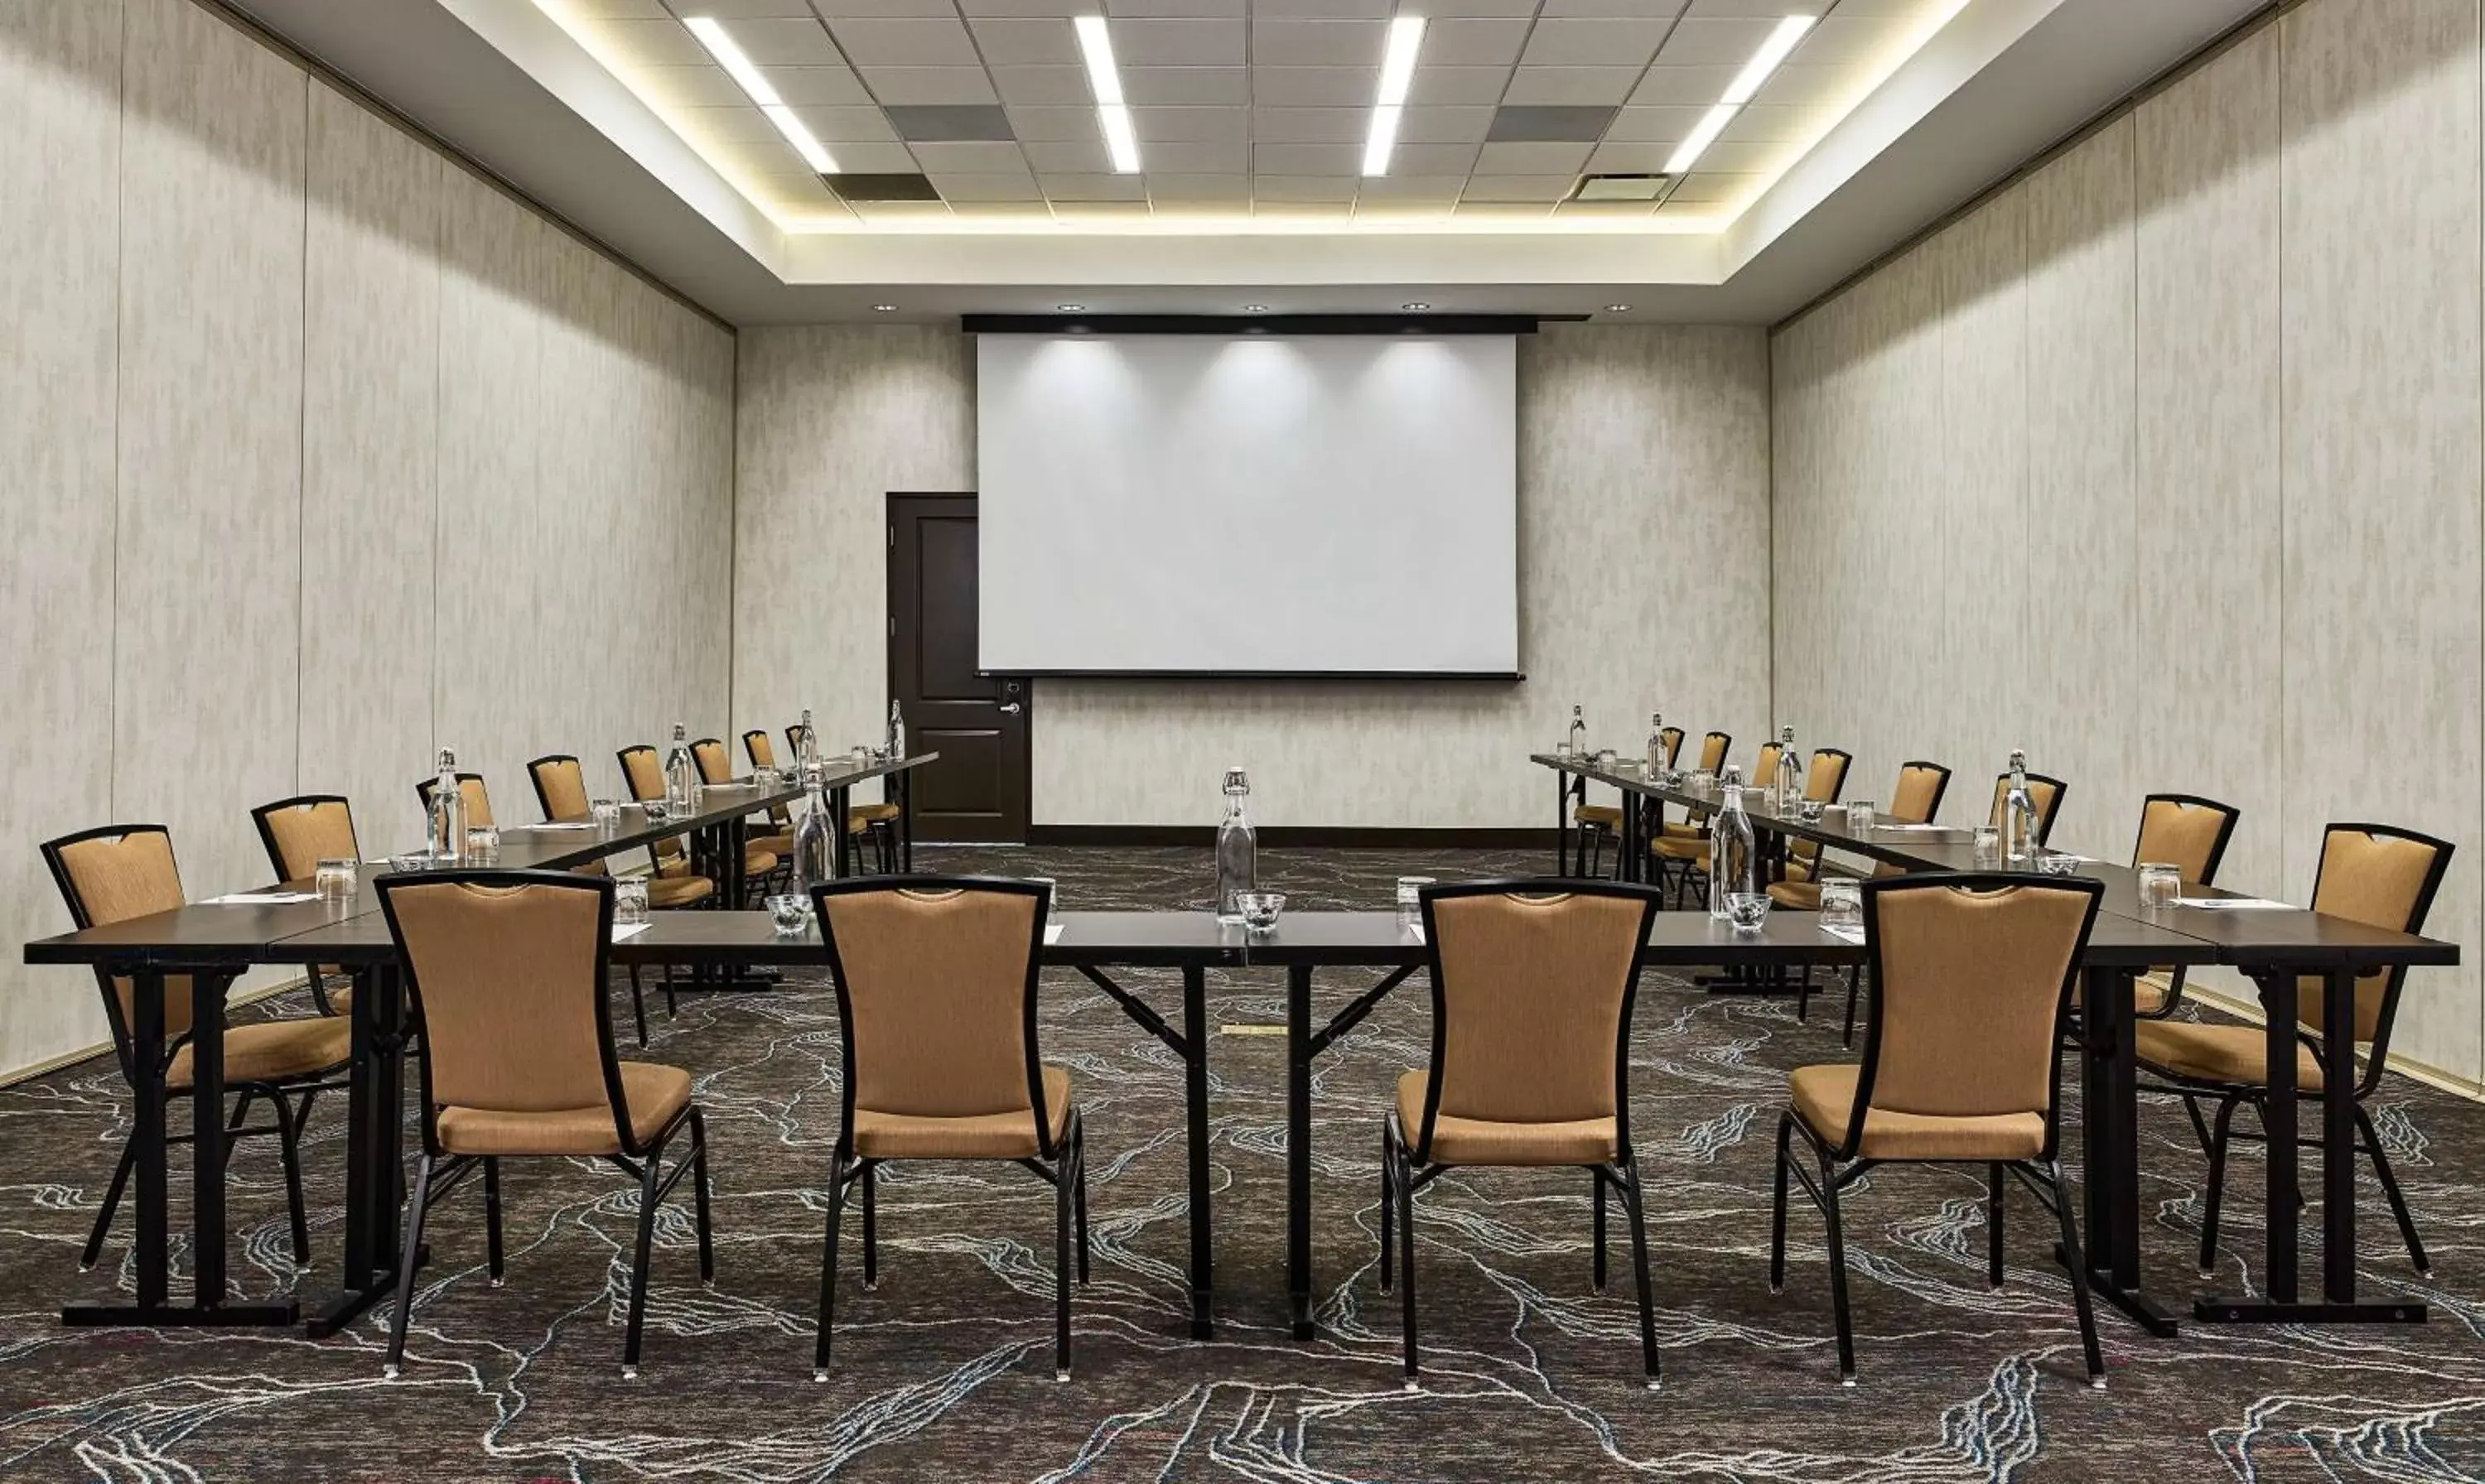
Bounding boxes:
39 824 197 1060
1789 749 1854 867
692 738 733 786
1752 742 1783 793
1986 771 2067 845
1848 874 2101 1157
1412 881 1660 1153
2130 793 2239 886
617 745 663 804
376 871 625 1151
1657 727 1684 768
1890 761 1952 826
415 773 495 830
1696 731 1730 772
528 754 592 823
2299 823 2454 1046
744 730 778 770
813 879 1055 1155
252 795 359 884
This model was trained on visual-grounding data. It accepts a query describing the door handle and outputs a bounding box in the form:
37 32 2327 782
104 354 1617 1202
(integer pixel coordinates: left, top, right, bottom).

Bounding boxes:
999 702 1023 715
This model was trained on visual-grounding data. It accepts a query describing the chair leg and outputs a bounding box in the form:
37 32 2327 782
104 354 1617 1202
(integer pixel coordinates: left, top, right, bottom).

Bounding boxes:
1072 1118 1090 1284
621 1151 660 1378
82 1133 138 1270
691 1107 717 1286
1841 968 1861 1048
1617 1157 1660 1390
385 1154 436 1378
1768 1113 1792 1294
1591 1171 1608 1292
220 1089 255 1176
1986 1162 2005 1289
1817 1149 1856 1385
2356 1105 2430 1275
813 1153 848 1379
1054 1139 1074 1381
2199 1095 2241 1275
1397 1141 1419 1390
482 1157 504 1286
628 966 649 1048
1796 963 1812 1024
861 1163 878 1289
1378 1129 1395 1294
2043 1159 2106 1388
273 1090 311 1266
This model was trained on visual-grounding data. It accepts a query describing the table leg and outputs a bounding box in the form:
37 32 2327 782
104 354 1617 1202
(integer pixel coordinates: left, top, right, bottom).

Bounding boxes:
132 971 167 1310
2321 968 2361 1303
1288 963 1315 1340
1551 771 1568 875
1183 965 1214 1338
832 783 853 878
2263 971 2300 1304
189 973 229 1309
899 768 915 873
1618 787 1640 884
309 962 407 1337
2072 966 2177 1336
725 815 750 910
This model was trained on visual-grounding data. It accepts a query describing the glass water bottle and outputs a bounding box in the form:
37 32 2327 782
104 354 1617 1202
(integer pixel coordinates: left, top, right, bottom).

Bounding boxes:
2002 749 2040 863
1645 711 1666 773
664 723 697 815
1567 705 1587 759
428 748 465 864
887 700 905 759
1214 768 1257 924
796 708 819 781
1775 725 1803 811
792 783 837 895
1711 765 1757 918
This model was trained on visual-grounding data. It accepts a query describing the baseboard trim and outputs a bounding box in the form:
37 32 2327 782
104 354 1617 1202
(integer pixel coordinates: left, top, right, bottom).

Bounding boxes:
0 976 311 1089
2188 987 2485 1106
1024 825 1557 850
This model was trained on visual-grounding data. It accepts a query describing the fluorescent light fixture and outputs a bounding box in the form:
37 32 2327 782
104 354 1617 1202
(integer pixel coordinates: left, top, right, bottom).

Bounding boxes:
1662 102 1740 177
685 17 840 172
1074 15 1142 173
1722 15 1814 106
1361 16 1426 176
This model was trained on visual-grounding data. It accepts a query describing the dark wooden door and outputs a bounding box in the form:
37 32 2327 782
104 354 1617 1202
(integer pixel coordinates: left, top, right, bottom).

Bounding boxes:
888 493 1030 843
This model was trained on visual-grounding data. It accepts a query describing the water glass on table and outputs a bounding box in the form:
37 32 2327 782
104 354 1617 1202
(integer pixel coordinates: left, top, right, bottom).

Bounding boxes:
2137 862 2182 908
466 826 499 864
615 878 649 927
591 798 621 831
1971 826 2001 865
1819 879 1862 932
1846 800 1875 832
315 858 358 903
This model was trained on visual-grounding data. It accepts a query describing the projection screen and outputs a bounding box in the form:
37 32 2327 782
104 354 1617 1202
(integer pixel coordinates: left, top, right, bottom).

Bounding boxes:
975 333 1520 677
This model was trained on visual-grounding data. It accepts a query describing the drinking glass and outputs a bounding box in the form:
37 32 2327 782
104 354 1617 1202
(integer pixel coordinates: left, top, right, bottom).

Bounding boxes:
2138 862 2181 908
390 851 430 874
767 894 810 933
314 858 357 903
1595 748 1618 770
1819 879 1862 931
1797 799 1826 823
1846 800 1875 832
1555 740 1573 759
1725 892 1771 933
1971 826 2001 865
615 878 650 926
591 798 621 830
466 826 499 864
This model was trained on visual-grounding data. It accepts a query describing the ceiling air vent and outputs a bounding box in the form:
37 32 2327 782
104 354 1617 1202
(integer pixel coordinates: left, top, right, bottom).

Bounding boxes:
1572 174 1672 203
829 173 943 203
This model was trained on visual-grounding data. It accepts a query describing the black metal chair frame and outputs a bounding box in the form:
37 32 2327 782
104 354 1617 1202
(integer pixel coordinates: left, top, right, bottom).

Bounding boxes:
1380 878 1667 1390
1771 873 2107 1389
808 875 1088 1381
374 869 713 1380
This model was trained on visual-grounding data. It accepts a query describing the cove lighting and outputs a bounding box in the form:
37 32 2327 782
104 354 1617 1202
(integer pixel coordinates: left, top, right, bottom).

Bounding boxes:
1362 16 1426 176
1074 17 1142 175
684 17 839 174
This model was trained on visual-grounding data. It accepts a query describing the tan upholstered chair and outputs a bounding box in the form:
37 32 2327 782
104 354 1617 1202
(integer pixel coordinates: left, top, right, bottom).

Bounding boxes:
1771 874 2106 1388
695 737 796 883
811 878 1086 1380
1571 730 1678 878
1986 769 2068 846
41 825 347 1271
1771 748 1855 885
528 753 684 1045
1765 761 1953 1047
755 727 901 873
1382 880 1664 1389
2135 823 2451 1278
2119 793 2241 1019
619 743 779 887
414 772 495 830
249 793 361 1019
374 870 712 1380
1648 731 1733 897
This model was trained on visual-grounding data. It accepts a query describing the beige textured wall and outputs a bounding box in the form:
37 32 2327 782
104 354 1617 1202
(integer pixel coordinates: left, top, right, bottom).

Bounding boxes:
1769 2 2485 1086
731 323 1774 828
0 0 735 1078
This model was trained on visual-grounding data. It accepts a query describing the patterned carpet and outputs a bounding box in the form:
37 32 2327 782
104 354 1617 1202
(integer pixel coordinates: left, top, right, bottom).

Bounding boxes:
4 846 2484 1482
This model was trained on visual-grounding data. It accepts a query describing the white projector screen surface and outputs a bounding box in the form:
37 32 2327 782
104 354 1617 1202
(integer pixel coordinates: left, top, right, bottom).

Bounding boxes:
976 334 1519 676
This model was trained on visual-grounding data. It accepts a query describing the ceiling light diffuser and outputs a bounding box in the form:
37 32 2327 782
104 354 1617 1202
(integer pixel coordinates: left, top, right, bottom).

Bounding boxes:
685 17 840 173
1074 16 1142 174
1662 102 1740 177
1361 16 1426 176
1722 16 1815 106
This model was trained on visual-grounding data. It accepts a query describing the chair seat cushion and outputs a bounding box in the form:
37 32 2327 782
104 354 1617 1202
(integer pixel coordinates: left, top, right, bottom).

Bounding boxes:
168 1014 352 1089
437 1062 692 1156
1394 1071 1617 1166
743 847 780 876
1788 1064 2045 1160
1662 822 1703 839
853 1066 1073 1159
648 874 714 908
847 803 902 830
1651 837 1708 862
322 980 355 1022
750 831 795 855
1574 804 1622 828
2068 971 2174 1017
1767 880 1822 910
655 856 691 879
2133 1020 2326 1089
1783 858 1815 884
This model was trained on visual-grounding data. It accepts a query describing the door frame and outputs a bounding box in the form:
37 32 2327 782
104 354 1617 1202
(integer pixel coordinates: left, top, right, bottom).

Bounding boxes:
885 491 1033 844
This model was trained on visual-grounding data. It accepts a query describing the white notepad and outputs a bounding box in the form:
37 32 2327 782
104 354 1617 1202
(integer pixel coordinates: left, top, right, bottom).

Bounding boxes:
1405 924 1426 945
1044 923 1064 945
520 822 596 831
204 891 318 905
2173 896 2294 911
1819 924 1867 945
612 923 653 942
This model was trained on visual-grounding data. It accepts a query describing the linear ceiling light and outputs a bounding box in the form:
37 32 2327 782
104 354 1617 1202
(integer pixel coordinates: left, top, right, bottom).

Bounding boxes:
1663 15 1812 175
1362 16 1426 176
684 17 840 173
1074 16 1142 174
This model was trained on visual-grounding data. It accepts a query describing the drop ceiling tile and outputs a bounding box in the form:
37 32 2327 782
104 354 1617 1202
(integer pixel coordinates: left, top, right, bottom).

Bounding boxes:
1485 103 1614 140
1460 173 1575 201
1251 19 1387 66
596 18 712 65
1122 66 1250 105
1554 197 1655 215
928 169 1045 200
1131 105 1250 142
1652 16 1778 65
909 139 1030 171
1146 171 1252 199
1664 169 1758 202
630 65 754 107
1500 66 1642 105
1474 139 1592 174
885 102 1016 138
1250 106 1366 142
1140 139 1249 172
1111 18 1246 65
1149 199 1248 217
1050 200 1156 218
1414 0 1540 13
1042 172 1151 200
958 0 1096 14
1604 104 1709 141
822 141 922 171
1453 200 1552 218
1720 102 1834 143
1253 174 1358 202
1103 0 1245 15
1386 141 1483 174
1584 139 1680 170
967 17 1081 65
1006 104 1103 140
1749 65 1842 108
1252 67 1380 107
1253 0 1392 15
710 135 818 176
1652 197 1713 218
1025 138 1117 171
1258 200 1353 218
714 17 842 64
788 104 902 142
1789 15 1911 65
1541 0 1690 14
1406 65 1511 105
1354 174 1468 200
1682 0 1828 12
1397 105 1496 143
829 17 980 65
654 0 809 14
758 65 871 104
673 105 789 142
1688 139 1784 172
1425 17 1532 65
990 65 1093 105
811 0 963 16
1354 200 1456 219
1627 65 1735 105
954 201 1060 217
858 66 1001 103
1252 142 1359 175
589 0 673 16
1518 18 1672 67
847 199 954 219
